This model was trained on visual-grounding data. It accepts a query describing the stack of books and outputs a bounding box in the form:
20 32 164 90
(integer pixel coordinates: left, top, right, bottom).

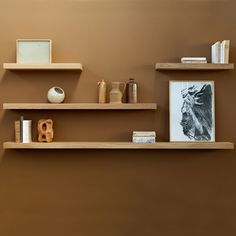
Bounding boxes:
132 131 156 143
181 57 207 64
15 116 32 143
211 40 230 64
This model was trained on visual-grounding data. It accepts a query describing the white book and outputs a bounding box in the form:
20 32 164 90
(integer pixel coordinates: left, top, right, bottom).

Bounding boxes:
182 61 207 64
181 57 207 62
133 131 156 137
211 44 215 63
220 40 230 64
22 120 32 143
132 136 156 143
211 41 221 63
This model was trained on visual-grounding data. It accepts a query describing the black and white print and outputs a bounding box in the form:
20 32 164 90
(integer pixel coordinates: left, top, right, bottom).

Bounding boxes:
169 81 215 142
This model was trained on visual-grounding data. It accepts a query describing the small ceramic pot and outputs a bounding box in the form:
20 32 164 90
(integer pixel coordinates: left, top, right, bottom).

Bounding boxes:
47 87 65 103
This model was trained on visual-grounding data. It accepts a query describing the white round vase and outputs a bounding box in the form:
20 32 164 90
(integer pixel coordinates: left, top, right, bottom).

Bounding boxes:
47 87 65 103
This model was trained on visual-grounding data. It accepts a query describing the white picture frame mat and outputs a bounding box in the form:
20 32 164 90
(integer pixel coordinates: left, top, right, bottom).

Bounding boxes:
169 81 215 142
16 39 52 64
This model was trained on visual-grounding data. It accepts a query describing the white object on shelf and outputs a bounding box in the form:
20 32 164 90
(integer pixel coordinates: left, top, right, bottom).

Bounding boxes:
47 87 65 103
181 61 207 64
132 137 156 143
211 41 221 64
220 40 230 64
181 57 207 63
22 120 32 143
133 131 156 137
16 39 52 64
132 131 156 143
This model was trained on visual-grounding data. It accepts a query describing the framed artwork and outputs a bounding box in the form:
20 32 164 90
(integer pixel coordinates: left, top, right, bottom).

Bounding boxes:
169 81 215 142
16 39 52 64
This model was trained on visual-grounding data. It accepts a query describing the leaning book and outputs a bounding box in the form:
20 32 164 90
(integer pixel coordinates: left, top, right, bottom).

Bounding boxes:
14 120 21 143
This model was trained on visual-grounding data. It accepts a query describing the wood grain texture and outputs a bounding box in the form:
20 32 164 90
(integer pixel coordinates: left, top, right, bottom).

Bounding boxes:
155 63 234 70
3 63 83 70
3 142 234 149
2 103 157 110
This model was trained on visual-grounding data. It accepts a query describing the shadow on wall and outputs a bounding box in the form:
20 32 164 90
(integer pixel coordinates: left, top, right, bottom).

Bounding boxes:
0 148 231 163
0 70 82 103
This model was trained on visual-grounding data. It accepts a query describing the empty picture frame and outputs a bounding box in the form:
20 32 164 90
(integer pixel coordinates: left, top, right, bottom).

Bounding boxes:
16 39 52 64
169 81 215 142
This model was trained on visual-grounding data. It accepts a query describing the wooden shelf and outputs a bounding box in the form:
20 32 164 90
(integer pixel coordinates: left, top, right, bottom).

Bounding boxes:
3 103 157 110
155 63 234 70
3 142 234 150
3 63 83 70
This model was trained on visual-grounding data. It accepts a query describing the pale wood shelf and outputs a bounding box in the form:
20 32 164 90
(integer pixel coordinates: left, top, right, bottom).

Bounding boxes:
3 142 234 150
3 63 83 70
155 63 234 70
3 103 157 110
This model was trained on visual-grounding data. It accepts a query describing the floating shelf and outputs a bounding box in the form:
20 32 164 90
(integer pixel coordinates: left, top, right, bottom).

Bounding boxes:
3 103 157 110
3 142 234 150
155 63 234 70
3 63 83 70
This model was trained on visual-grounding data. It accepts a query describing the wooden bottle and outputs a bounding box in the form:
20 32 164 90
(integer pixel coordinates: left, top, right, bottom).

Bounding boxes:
97 80 106 103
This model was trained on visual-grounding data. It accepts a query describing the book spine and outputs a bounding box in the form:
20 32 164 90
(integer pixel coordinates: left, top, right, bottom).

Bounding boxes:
132 136 156 143
20 116 24 142
224 40 230 63
221 41 225 63
211 43 216 63
181 61 207 64
181 57 207 61
215 41 221 63
14 120 21 143
133 134 156 137
133 131 156 137
221 40 230 64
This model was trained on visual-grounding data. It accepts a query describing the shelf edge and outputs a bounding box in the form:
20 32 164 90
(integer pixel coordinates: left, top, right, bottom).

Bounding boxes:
2 103 157 110
3 142 234 150
3 63 83 70
155 63 234 70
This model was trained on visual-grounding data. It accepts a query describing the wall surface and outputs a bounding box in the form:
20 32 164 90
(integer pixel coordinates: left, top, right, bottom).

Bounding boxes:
0 0 236 235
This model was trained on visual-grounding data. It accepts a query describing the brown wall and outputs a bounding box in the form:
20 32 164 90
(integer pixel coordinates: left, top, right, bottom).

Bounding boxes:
0 0 236 235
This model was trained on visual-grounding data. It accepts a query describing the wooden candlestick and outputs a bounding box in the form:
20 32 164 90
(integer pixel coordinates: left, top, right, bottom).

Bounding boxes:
97 80 106 103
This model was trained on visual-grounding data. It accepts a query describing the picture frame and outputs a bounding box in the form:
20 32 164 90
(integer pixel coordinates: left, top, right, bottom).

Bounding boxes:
16 39 52 64
169 81 215 142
